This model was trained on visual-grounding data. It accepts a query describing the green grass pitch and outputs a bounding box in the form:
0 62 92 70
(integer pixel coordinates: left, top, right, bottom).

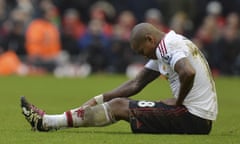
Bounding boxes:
0 75 239 144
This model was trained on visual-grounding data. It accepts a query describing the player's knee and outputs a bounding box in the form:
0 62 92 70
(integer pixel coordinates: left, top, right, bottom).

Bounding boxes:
109 98 129 109
108 98 129 121
82 103 116 127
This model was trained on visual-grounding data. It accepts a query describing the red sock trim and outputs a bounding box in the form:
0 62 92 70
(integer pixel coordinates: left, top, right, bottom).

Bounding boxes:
65 111 73 127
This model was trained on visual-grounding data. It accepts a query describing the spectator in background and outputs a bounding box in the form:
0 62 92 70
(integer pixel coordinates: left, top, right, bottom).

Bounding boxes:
0 50 47 76
61 8 86 58
108 10 137 73
113 11 136 41
193 15 220 73
40 0 61 29
169 11 193 37
89 1 115 37
162 0 196 25
0 50 26 75
144 8 169 33
62 9 85 40
0 0 13 46
4 20 26 56
0 0 8 25
78 19 110 73
0 50 22 75
25 1 61 73
76 1 116 73
206 1 225 30
3 6 33 56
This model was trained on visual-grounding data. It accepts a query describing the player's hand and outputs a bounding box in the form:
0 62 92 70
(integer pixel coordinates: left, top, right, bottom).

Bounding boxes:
161 98 177 106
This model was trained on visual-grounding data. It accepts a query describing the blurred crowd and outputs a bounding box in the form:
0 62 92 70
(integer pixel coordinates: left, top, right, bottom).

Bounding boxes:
0 0 240 77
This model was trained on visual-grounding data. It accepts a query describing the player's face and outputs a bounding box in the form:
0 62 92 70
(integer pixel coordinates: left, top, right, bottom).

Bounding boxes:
135 36 157 59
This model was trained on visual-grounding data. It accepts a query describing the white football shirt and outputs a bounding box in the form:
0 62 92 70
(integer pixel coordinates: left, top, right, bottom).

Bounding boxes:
145 31 218 120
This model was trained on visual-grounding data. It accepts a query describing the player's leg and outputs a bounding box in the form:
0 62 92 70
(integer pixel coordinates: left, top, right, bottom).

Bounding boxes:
61 98 130 128
20 96 130 131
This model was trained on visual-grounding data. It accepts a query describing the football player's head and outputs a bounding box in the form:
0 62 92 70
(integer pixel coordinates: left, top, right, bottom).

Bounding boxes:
130 23 164 59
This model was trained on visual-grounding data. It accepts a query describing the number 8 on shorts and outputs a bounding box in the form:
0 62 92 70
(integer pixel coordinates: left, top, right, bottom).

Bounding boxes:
137 101 156 108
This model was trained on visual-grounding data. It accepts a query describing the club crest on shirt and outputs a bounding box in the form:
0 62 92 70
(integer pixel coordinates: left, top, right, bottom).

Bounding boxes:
162 53 171 64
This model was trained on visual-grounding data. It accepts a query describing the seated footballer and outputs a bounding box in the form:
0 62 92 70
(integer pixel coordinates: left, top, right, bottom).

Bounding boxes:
21 23 218 134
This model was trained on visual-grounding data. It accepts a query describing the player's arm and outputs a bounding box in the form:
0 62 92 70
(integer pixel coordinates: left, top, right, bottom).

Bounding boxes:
174 57 196 106
83 68 160 107
103 68 160 101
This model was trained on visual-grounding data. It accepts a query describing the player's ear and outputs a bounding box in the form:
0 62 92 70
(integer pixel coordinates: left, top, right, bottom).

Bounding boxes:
144 34 153 42
145 34 155 44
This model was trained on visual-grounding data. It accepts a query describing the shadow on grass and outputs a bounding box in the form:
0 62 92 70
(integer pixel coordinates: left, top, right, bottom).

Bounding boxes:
59 130 132 135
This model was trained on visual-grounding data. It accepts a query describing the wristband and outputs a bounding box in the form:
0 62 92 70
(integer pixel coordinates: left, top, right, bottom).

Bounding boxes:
94 94 104 104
